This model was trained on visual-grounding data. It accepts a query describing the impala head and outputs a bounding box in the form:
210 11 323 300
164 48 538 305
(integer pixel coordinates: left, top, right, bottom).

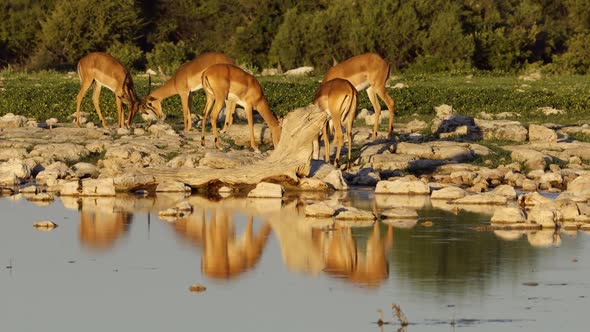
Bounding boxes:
139 95 166 122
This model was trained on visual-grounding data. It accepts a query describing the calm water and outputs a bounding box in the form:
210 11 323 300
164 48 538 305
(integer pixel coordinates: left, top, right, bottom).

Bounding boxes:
0 190 588 332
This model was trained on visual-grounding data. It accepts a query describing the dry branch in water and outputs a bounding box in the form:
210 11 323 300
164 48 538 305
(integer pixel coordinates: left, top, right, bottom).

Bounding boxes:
132 105 327 189
391 304 409 326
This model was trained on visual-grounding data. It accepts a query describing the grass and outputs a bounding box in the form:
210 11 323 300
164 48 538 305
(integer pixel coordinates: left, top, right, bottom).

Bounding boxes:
471 139 517 168
1 70 590 128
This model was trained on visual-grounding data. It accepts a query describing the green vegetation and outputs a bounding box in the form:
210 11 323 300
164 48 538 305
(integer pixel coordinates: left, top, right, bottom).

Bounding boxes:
1 71 589 127
2 0 590 75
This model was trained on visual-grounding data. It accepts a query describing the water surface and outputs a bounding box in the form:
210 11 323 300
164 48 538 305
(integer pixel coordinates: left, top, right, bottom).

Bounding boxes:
1 191 588 331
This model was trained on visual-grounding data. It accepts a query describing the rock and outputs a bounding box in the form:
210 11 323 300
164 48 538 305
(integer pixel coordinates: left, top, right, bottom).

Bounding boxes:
155 180 191 192
283 66 314 76
491 185 517 199
304 202 336 217
451 193 508 205
432 145 473 162
396 142 433 158
33 220 58 230
158 208 186 218
381 207 418 219
491 207 527 224
0 148 27 161
449 171 476 186
45 118 58 129
392 83 408 89
528 124 557 142
510 148 551 170
29 143 89 162
369 153 417 171
322 169 349 191
351 168 381 186
27 193 54 202
566 174 590 197
116 128 130 136
147 123 177 137
298 178 329 191
381 218 418 229
555 200 580 221
521 179 538 191
431 186 467 200
474 119 528 142
133 128 145 135
59 181 81 196
69 162 98 178
517 192 553 207
218 186 233 193
199 150 264 169
20 185 38 194
247 182 284 198
334 206 376 220
113 174 156 192
375 179 430 195
537 107 564 116
0 113 27 128
405 119 427 133
189 284 207 293
539 172 563 189
527 206 559 229
81 178 116 196
0 159 31 185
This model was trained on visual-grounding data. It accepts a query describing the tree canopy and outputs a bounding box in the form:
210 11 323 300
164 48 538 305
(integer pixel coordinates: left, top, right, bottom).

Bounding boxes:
1 0 589 74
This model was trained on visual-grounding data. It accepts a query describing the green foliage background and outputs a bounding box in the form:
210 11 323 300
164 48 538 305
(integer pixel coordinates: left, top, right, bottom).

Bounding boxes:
2 0 590 74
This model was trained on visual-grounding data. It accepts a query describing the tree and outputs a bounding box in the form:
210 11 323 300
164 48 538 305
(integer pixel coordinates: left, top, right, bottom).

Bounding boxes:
31 0 143 69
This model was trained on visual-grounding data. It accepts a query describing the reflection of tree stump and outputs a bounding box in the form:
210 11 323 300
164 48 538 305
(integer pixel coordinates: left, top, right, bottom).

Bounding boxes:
137 105 327 188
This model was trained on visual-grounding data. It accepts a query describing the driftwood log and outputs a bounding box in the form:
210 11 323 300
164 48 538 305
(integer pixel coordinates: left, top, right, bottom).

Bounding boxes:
134 105 327 188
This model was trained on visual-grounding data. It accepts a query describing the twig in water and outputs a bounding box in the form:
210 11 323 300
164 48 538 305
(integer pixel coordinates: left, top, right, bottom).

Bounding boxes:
391 304 409 326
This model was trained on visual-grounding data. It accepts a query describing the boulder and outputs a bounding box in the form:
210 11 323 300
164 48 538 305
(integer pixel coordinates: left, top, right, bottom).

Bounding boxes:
334 206 376 220
431 186 467 200
451 193 508 205
0 148 27 161
247 182 284 198
81 178 116 196
474 119 528 142
304 202 336 217
298 178 329 191
155 180 191 192
527 206 559 229
510 148 551 170
528 124 557 142
490 207 527 224
0 113 27 128
381 207 418 219
375 179 430 195
0 159 31 185
491 185 517 199
59 181 81 196
69 162 99 178
517 192 553 207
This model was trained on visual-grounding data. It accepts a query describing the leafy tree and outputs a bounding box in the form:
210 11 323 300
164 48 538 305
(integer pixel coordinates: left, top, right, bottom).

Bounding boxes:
31 0 142 69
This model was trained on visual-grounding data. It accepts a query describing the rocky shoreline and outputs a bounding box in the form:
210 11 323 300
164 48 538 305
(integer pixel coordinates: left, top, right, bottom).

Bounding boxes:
2 104 590 235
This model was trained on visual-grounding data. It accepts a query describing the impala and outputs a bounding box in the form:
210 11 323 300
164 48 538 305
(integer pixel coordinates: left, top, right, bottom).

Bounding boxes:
314 78 358 168
322 53 394 139
141 52 235 132
201 63 281 151
75 52 141 128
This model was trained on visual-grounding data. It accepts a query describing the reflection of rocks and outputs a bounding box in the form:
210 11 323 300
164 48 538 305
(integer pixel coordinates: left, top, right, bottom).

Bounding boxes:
527 230 561 248
375 179 430 195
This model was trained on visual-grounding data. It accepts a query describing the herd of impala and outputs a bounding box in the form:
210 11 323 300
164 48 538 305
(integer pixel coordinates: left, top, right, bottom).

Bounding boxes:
75 51 395 167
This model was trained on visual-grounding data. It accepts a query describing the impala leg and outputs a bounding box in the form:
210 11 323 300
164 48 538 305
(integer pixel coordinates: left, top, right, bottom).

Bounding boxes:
220 100 236 133
201 93 214 146
180 92 192 132
91 83 108 128
332 112 344 167
210 97 225 151
346 108 356 170
366 86 381 140
375 87 395 136
244 104 259 152
323 123 330 163
76 79 93 128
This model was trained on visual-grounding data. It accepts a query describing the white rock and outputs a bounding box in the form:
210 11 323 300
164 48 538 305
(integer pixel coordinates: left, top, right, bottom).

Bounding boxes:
491 207 527 224
375 179 430 195
528 124 557 142
247 182 284 198
431 186 467 200
283 66 314 76
156 180 191 192
527 206 559 229
491 185 517 199
451 193 508 205
334 206 376 220
81 178 116 196
59 181 80 196
304 202 336 217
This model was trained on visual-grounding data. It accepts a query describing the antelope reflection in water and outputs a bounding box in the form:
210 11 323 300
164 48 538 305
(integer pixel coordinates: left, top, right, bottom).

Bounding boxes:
317 223 393 287
78 197 133 250
174 209 271 279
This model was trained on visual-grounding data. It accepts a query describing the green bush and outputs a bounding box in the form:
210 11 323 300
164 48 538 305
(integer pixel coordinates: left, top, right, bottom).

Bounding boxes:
145 41 192 75
107 42 144 71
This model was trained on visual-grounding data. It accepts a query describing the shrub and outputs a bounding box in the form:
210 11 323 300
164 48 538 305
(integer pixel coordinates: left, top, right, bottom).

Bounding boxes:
145 41 193 75
107 42 144 71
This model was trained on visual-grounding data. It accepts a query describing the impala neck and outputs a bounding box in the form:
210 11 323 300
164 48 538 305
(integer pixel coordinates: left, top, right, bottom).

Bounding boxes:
148 77 178 101
256 98 279 130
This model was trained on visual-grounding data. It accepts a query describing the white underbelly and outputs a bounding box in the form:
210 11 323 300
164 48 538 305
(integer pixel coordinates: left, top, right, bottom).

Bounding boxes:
190 84 203 92
95 79 116 93
227 93 247 107
355 81 370 91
